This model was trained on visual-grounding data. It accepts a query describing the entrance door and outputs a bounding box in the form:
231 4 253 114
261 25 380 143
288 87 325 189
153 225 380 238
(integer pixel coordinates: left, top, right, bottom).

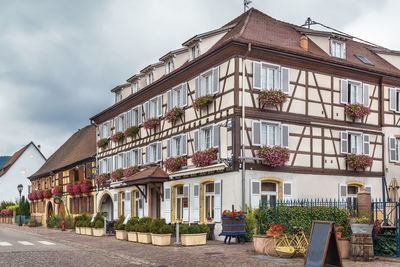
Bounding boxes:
100 194 113 221
47 202 53 218
151 188 160 219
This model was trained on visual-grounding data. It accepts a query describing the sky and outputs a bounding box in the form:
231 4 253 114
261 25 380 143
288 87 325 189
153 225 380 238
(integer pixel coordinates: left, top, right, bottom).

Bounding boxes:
0 0 399 159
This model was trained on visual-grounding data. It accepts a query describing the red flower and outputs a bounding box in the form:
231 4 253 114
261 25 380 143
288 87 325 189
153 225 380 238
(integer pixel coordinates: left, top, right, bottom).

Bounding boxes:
230 214 234 218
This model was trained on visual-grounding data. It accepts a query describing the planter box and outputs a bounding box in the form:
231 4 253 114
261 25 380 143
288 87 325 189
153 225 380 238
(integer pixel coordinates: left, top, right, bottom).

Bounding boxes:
79 227 85 234
350 224 373 234
75 227 80 234
181 233 207 246
338 238 351 259
85 227 93 236
127 232 138 242
115 230 128 240
221 216 245 234
253 235 269 254
151 233 171 246
137 232 152 244
92 228 104 237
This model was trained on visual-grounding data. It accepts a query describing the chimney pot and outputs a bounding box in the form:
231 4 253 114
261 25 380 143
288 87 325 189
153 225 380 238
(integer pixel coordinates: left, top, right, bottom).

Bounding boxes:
300 36 309 51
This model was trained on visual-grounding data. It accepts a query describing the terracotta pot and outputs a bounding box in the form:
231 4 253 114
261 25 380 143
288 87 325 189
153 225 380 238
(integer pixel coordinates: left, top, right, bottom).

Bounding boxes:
337 238 351 259
151 234 171 246
253 235 270 254
115 230 128 240
266 231 282 237
92 228 104 237
127 232 138 242
181 233 207 246
137 232 152 244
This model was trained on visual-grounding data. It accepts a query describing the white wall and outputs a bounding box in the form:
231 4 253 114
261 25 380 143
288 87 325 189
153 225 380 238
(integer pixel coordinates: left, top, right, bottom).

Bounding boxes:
0 144 46 202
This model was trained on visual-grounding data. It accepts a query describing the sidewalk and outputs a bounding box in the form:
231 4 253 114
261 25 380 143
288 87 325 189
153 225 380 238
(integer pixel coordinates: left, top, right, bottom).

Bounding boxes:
1 223 400 267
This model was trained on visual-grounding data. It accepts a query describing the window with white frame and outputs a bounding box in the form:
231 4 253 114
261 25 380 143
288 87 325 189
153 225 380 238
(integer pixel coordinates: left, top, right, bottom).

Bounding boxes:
331 40 346 59
167 134 187 158
115 92 122 103
165 60 174 74
261 182 277 202
146 72 154 85
167 83 187 110
389 137 400 162
194 67 219 98
114 113 126 132
131 82 138 94
389 88 400 113
340 131 370 155
100 121 111 139
252 120 289 147
145 95 162 119
253 62 290 93
114 152 126 170
190 45 200 60
146 142 162 164
193 124 220 152
340 79 369 106
99 157 112 173
130 106 142 127
175 185 184 221
129 148 142 166
204 182 214 220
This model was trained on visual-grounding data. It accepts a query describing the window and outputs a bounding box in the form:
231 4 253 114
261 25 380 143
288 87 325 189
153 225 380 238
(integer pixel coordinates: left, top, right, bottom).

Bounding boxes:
115 92 122 103
145 95 162 119
340 80 369 107
130 106 142 126
204 182 214 220
252 120 289 147
146 72 154 85
261 182 277 202
193 124 220 152
131 82 138 94
347 185 359 208
114 113 127 132
129 148 142 166
167 134 187 158
355 54 374 66
175 186 184 221
389 137 400 162
340 131 370 155
167 83 187 110
100 121 111 139
389 88 400 113
146 142 162 164
190 45 200 60
253 62 289 93
165 60 174 74
331 40 345 59
114 152 127 170
134 191 140 217
194 68 219 98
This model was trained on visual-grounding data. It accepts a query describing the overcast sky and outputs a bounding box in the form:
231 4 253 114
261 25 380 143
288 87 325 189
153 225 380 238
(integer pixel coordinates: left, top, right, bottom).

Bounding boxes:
0 0 399 158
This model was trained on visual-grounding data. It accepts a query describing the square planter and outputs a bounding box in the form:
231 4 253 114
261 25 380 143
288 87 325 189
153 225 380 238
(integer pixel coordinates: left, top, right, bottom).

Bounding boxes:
85 227 93 236
350 224 373 234
181 233 207 246
92 228 104 237
79 227 84 234
137 232 152 244
151 234 171 246
75 227 80 234
116 230 128 240
338 238 351 259
127 232 138 242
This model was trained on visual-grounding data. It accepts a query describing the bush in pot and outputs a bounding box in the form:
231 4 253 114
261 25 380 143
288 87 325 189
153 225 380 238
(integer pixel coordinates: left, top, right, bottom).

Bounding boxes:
135 217 152 244
179 224 209 246
350 212 373 234
74 215 82 234
114 215 127 240
126 217 139 242
91 213 105 237
150 219 172 246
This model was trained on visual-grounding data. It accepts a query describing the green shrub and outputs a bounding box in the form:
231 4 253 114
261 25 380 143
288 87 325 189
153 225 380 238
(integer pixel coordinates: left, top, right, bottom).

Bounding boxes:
25 219 40 227
138 217 152 224
179 224 209 234
134 223 151 233
94 220 104 228
125 217 139 232
245 207 257 242
46 214 57 228
91 212 104 228
150 219 172 234
114 215 126 230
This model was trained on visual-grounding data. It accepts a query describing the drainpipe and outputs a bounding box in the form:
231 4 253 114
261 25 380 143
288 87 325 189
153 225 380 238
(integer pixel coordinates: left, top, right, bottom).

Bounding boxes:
91 119 99 215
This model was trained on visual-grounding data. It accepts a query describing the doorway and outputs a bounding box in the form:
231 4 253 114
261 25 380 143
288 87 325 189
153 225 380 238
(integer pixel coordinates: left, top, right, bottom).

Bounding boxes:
100 193 113 221
151 188 160 219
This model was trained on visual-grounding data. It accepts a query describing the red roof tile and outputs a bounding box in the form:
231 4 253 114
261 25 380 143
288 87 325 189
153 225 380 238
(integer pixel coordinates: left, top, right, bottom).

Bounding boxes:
125 166 169 183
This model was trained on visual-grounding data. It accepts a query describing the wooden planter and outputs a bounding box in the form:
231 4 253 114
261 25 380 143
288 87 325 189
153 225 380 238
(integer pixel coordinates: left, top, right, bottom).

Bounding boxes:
151 234 171 246
181 233 207 246
75 227 80 234
92 228 104 237
85 227 93 236
137 232 152 244
338 238 351 259
115 230 128 240
127 232 138 242
221 216 246 233
266 231 282 237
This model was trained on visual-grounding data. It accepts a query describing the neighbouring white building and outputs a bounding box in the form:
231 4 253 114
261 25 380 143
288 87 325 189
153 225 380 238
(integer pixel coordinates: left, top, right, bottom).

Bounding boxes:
0 142 46 202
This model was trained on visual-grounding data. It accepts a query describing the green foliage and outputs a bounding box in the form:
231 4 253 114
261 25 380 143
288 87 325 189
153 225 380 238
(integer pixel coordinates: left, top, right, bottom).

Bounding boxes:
245 207 257 242
150 219 172 234
179 224 210 234
134 223 151 233
94 220 104 228
92 213 104 228
125 217 139 232
374 230 397 256
114 215 126 230
18 196 30 216
46 214 58 228
25 219 40 227
0 201 15 210
138 217 152 224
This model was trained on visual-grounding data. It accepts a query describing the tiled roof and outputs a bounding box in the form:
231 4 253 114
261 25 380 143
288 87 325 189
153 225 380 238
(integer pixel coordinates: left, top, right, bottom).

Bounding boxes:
29 125 96 179
125 166 169 183
0 143 32 177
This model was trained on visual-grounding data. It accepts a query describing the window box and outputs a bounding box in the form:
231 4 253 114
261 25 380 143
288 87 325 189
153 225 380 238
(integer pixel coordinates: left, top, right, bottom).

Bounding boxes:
344 103 370 120
72 184 81 195
36 190 44 200
124 126 139 138
79 180 92 194
66 183 74 195
137 232 152 244
164 156 187 172
257 146 290 168
123 166 140 178
116 230 128 240
52 186 63 197
97 138 109 149
151 233 172 246
165 107 184 124
193 95 214 110
143 117 160 130
43 189 52 199
345 153 373 170
192 148 218 167
95 174 109 188
111 169 124 182
111 132 125 143
258 89 288 108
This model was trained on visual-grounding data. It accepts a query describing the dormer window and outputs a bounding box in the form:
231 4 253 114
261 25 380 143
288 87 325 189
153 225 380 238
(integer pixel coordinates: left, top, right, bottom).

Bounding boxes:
146 72 154 85
131 82 138 94
115 92 122 103
165 60 175 74
331 40 346 59
190 45 200 60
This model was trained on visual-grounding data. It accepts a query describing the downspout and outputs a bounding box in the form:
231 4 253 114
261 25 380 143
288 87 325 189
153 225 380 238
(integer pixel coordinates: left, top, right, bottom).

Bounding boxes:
90 119 99 216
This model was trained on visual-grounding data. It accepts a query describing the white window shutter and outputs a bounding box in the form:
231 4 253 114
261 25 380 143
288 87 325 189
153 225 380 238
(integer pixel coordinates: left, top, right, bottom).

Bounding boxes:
113 193 118 220
115 117 119 132
113 155 118 170
138 187 144 218
283 182 292 200
123 152 128 169
166 138 171 158
167 90 172 111
138 106 143 125
365 185 372 194
157 95 163 117
146 146 150 164
340 131 348 154
125 192 131 218
357 85 363 104
182 83 187 107
363 84 369 107
99 125 103 139
193 183 200 222
389 137 397 162
144 101 149 120
212 67 219 95
181 134 187 156
253 61 261 90
164 187 171 224
137 147 142 166
250 179 261 209
390 88 397 111
213 124 220 149
252 121 261 146
194 130 199 152
157 141 162 162
281 67 290 93
339 184 347 202
214 180 222 223
183 184 189 222
281 124 289 148
340 80 348 104
363 134 370 156
99 160 104 174
131 109 136 127
195 77 200 99
107 157 112 172
125 112 131 129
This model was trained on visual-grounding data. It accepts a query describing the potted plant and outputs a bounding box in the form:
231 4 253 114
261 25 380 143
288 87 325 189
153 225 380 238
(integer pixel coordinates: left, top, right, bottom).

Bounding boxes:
72 184 81 195
143 118 160 130
258 89 288 108
150 219 172 246
74 215 82 234
95 173 109 188
80 180 92 194
111 131 125 143
111 169 124 182
52 185 63 197
125 126 140 139
36 190 44 200
125 217 139 242
114 215 127 240
43 189 52 199
266 223 283 237
191 148 218 167
258 146 290 168
66 183 74 195
345 153 373 170
165 107 184 124
135 217 152 244
97 138 109 149
344 103 371 120
91 213 105 237
335 226 344 239
180 224 210 246
164 156 187 172
82 214 92 236
193 95 213 110
350 212 373 234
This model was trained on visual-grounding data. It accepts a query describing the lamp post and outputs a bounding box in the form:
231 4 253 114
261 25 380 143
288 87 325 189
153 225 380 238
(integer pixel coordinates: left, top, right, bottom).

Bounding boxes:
17 184 23 226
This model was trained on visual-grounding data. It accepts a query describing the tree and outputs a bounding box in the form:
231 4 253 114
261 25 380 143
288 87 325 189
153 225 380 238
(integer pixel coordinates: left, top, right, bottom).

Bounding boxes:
0 201 15 210
15 196 30 216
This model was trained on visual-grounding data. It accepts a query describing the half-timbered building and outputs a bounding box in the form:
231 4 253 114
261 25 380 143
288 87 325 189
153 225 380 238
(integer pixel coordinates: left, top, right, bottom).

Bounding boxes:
90 8 400 236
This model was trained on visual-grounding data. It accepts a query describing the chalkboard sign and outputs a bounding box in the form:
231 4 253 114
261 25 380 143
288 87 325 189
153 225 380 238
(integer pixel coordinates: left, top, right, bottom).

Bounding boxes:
304 221 342 267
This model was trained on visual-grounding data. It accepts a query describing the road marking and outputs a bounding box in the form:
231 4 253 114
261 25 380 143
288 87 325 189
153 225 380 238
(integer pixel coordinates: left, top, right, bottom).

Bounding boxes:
18 241 34 246
0 242 12 246
38 241 55 245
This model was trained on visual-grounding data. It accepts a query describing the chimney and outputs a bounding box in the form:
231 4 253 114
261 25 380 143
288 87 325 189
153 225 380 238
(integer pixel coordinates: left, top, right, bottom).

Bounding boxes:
300 36 309 51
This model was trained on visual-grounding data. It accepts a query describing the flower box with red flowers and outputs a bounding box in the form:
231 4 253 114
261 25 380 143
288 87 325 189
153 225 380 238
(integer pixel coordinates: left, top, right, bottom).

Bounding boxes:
258 89 288 108
66 183 74 195
95 173 109 187
28 193 35 201
346 153 373 170
43 189 52 199
193 95 214 110
123 166 140 178
80 180 92 194
36 190 44 200
124 126 139 139
344 103 371 120
165 107 184 124
266 223 283 237
221 210 246 235
191 148 218 167
143 118 160 130
72 184 81 195
97 138 109 149
258 146 290 168
52 186 63 197
164 156 187 172
111 169 124 182
111 132 125 143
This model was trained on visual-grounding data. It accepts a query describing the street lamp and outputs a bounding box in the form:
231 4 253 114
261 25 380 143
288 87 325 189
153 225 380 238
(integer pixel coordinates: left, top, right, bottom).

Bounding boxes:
17 184 23 226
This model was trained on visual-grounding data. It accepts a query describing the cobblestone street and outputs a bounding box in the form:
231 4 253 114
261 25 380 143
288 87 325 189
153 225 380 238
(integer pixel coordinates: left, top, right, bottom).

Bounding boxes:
1 224 400 266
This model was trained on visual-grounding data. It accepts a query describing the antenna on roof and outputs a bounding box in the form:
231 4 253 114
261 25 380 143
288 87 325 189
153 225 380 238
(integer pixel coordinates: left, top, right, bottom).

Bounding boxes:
302 17 317 29
243 0 252 13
